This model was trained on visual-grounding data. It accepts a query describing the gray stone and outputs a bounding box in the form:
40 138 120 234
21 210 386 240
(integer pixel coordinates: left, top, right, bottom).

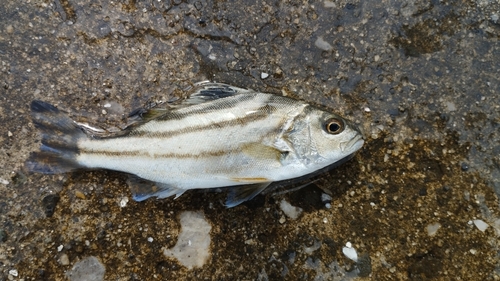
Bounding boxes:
66 256 105 281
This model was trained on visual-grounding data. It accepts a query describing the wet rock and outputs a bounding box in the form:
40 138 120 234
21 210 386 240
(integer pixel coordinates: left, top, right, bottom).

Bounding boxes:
37 269 46 278
288 185 324 212
345 3 356 10
163 211 211 269
279 199 303 220
11 171 27 186
96 21 111 37
0 228 7 242
356 253 372 277
41 194 60 217
407 254 443 280
280 250 296 265
66 256 105 281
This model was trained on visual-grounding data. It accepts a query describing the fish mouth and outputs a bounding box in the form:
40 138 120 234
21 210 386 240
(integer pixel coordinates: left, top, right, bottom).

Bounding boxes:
340 134 364 153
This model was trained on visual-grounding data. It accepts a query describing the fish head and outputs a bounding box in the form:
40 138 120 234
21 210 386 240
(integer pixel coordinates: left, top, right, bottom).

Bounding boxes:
291 106 364 168
313 108 364 164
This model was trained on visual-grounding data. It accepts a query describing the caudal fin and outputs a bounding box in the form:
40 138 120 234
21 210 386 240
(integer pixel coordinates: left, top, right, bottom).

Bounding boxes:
26 100 86 174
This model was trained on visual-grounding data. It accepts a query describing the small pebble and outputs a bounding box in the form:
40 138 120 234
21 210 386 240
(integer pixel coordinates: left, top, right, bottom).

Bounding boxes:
473 219 489 232
119 197 128 207
9 269 18 277
244 239 256 245
324 1 335 8
75 190 86 200
147 237 154 242
9 269 19 276
8 131 13 137
492 13 499 23
279 216 286 224
426 223 441 236
342 242 358 262
260 72 269 79
279 199 303 219
321 193 332 204
42 194 60 218
60 253 70 265
0 178 9 185
445 101 456 112
66 256 105 281
461 162 469 171
6 25 14 33
314 37 333 51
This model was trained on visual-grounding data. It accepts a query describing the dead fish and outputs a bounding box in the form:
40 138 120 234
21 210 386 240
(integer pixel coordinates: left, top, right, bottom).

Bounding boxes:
26 82 364 207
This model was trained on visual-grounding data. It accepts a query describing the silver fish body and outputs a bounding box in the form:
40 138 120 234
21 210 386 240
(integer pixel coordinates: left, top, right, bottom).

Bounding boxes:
27 82 364 207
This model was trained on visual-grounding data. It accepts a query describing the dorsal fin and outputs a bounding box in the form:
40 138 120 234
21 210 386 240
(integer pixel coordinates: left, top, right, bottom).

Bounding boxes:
172 82 254 107
127 107 168 121
124 107 168 129
124 82 253 127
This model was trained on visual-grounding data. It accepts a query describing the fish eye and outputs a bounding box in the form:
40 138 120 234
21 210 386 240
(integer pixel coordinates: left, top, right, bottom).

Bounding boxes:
324 118 344 134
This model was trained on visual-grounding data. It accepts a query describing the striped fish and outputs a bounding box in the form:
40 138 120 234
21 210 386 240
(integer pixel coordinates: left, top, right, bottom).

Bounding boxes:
27 82 364 207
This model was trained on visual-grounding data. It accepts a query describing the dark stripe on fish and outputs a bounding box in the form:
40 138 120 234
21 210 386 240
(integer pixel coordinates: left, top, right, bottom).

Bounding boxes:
130 103 277 139
79 148 235 159
157 93 257 121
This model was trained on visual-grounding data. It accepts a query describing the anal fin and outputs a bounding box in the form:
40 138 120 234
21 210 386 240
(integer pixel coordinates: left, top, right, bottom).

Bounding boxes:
127 175 186 201
154 182 187 200
225 182 271 208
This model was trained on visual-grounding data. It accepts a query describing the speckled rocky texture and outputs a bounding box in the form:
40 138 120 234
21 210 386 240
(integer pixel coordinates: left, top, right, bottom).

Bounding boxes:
1 0 499 280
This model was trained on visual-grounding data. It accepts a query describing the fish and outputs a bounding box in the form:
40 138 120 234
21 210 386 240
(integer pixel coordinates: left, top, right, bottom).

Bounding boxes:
26 82 364 207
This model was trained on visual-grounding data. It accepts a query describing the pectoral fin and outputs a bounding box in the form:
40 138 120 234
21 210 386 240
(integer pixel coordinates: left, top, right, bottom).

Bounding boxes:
225 182 272 208
128 176 186 201
241 142 289 162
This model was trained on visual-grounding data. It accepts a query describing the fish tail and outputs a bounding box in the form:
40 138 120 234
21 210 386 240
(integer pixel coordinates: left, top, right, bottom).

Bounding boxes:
26 100 86 174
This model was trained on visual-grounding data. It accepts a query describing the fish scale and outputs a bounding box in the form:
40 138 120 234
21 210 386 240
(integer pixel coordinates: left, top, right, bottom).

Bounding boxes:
26 82 364 207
